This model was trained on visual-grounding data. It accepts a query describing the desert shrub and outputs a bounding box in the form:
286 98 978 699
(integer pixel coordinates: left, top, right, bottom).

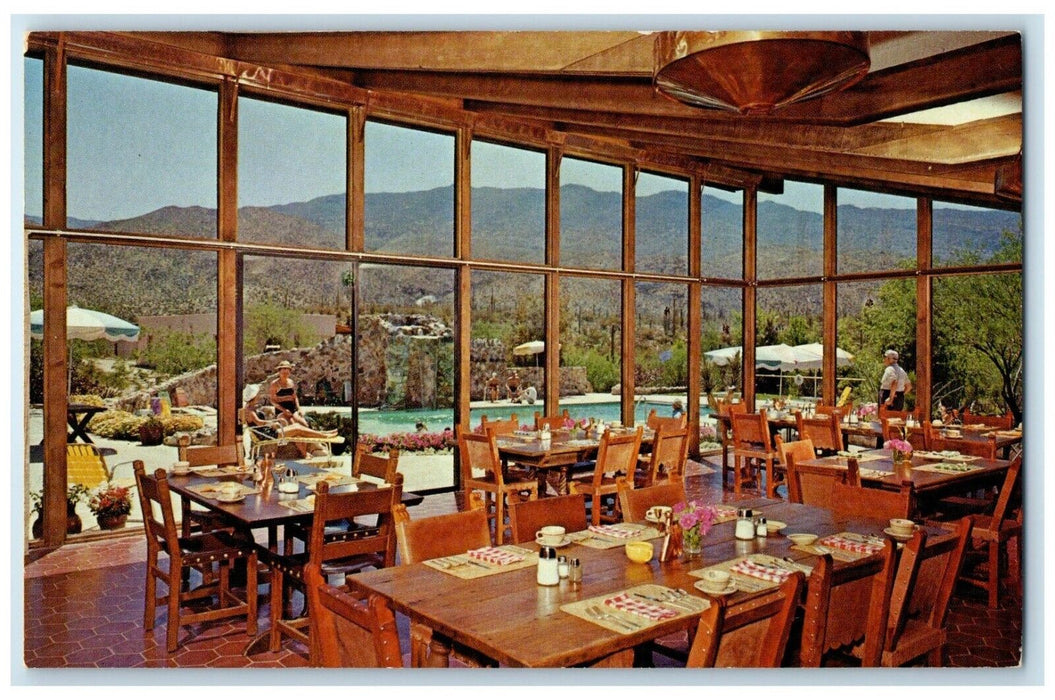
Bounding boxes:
87 410 203 441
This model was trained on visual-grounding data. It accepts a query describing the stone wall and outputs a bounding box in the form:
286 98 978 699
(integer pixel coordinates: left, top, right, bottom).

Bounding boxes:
115 313 591 411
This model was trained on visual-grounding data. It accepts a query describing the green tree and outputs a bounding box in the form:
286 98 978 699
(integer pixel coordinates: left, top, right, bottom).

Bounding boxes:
243 302 316 356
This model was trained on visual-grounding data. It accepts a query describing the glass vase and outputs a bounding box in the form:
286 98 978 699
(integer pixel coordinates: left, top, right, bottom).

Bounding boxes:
683 524 702 556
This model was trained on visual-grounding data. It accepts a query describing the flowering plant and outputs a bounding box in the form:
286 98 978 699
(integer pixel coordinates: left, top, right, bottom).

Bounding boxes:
857 403 878 419
562 417 590 430
884 437 914 464
672 500 718 553
88 482 133 517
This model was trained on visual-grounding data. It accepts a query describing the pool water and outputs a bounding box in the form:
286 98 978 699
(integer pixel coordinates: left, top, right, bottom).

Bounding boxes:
348 401 712 435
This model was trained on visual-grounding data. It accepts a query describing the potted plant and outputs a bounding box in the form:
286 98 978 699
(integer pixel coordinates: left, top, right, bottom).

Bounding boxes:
30 484 90 538
138 416 165 446
88 482 134 530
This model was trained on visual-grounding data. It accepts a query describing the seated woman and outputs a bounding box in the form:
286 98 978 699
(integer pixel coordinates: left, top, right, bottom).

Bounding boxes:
268 360 310 427
244 384 340 457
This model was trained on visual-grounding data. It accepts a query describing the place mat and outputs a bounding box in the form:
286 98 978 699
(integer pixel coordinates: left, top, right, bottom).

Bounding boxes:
818 534 886 555
791 532 885 562
588 523 645 539
561 584 710 635
195 466 253 478
914 451 980 463
187 482 260 499
298 472 361 488
913 462 984 474
569 524 662 549
961 423 990 432
279 495 316 513
858 468 891 480
423 545 537 579
992 430 1022 438
833 452 886 464
689 554 811 593
467 546 525 566
564 439 598 447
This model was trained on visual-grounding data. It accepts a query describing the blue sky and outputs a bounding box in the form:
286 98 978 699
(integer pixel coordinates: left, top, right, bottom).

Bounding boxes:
23 54 953 223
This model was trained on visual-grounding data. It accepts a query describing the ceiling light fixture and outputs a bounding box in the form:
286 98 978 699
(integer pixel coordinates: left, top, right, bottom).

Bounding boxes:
653 31 871 115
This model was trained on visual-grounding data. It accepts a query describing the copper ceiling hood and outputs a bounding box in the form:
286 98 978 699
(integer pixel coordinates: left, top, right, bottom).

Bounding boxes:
653 31 871 115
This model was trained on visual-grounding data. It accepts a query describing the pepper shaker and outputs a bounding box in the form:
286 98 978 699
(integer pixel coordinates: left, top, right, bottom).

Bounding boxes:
569 557 583 585
755 516 768 538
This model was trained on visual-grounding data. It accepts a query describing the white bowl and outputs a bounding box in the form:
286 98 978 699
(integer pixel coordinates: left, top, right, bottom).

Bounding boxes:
787 533 818 546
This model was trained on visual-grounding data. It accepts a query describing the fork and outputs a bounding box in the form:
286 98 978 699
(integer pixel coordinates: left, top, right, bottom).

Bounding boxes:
587 605 640 631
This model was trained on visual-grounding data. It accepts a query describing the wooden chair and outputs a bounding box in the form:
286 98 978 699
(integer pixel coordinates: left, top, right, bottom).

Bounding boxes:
176 435 243 537
568 426 643 525
646 407 688 431
616 477 686 523
961 409 1014 430
458 426 537 544
856 517 972 667
132 461 258 652
798 542 897 667
775 436 836 508
310 582 403 668
392 499 493 667
266 477 402 655
687 571 805 667
352 444 400 483
795 410 844 454
716 400 746 487
730 409 783 498
534 409 570 431
814 403 847 420
957 455 1023 608
635 423 690 487
829 457 915 520
508 493 588 545
479 413 519 435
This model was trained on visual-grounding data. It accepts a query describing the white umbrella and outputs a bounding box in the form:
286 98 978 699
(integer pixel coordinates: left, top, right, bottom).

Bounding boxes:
30 305 140 343
704 344 800 370
30 305 140 392
512 340 548 368
791 342 854 370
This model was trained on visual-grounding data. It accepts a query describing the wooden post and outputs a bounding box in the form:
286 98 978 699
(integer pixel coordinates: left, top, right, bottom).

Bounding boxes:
822 184 838 404
216 77 239 445
742 187 758 410
687 175 702 456
544 146 561 413
620 164 636 424
916 197 933 420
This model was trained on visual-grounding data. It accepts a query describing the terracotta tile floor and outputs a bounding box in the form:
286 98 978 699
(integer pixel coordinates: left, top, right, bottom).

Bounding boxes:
22 460 1023 669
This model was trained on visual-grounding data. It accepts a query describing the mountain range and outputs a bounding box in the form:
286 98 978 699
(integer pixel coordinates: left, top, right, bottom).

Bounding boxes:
27 186 1020 323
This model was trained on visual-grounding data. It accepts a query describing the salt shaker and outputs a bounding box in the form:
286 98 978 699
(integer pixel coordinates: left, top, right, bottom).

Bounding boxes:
735 508 756 540
537 546 559 586
557 555 569 579
569 557 583 585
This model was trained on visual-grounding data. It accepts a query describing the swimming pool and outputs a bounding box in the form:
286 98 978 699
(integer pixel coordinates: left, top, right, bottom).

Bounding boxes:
341 401 712 435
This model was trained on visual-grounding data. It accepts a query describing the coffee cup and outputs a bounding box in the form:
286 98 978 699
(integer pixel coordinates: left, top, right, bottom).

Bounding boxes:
536 525 566 546
646 505 672 522
889 518 915 536
173 460 191 476
701 569 731 592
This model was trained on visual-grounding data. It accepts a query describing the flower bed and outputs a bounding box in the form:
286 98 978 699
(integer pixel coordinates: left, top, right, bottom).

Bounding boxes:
358 430 457 454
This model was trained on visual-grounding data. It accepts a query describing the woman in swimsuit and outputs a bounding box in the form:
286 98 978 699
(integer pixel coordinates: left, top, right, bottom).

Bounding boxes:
244 383 340 457
268 360 310 427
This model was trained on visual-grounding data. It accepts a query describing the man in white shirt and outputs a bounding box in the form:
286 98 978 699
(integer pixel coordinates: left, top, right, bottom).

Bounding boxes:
519 384 538 405
879 349 911 410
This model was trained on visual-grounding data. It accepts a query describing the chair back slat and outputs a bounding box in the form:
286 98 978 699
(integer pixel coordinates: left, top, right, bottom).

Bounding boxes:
646 408 688 431
132 462 181 556
617 479 687 523
177 435 243 468
796 411 844 453
479 414 519 436
508 493 588 544
353 444 399 483
688 571 804 667
591 427 643 488
394 502 491 564
310 477 403 572
961 410 1014 429
534 410 570 431
831 459 914 520
312 584 403 667
989 454 1023 527
731 410 772 451
459 428 504 486
775 436 817 504
647 424 690 484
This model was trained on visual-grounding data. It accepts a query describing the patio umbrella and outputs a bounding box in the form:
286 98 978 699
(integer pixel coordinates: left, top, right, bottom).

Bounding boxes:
30 305 140 392
513 340 546 367
704 344 800 370
791 342 854 370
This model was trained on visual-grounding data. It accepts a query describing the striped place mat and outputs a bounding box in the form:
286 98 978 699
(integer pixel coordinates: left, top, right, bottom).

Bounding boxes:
913 462 984 474
423 545 537 579
187 482 260 499
561 584 709 635
569 526 662 549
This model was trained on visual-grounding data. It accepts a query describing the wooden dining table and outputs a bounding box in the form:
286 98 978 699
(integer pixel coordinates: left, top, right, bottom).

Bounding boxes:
796 448 1011 517
495 428 654 495
348 496 934 668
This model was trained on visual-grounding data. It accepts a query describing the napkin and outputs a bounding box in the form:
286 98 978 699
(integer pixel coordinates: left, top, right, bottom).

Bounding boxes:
466 546 524 567
730 559 792 583
603 593 677 621
588 523 642 539
818 535 885 554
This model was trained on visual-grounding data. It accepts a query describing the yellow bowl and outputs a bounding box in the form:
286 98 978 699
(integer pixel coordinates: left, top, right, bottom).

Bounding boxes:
625 541 654 564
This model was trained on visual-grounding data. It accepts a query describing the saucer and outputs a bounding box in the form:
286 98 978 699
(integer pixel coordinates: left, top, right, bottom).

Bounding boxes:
694 579 737 597
883 526 917 542
216 493 245 504
644 513 670 524
536 535 572 548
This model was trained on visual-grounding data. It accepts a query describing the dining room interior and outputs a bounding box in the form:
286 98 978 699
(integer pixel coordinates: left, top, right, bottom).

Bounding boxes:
15 18 1041 682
